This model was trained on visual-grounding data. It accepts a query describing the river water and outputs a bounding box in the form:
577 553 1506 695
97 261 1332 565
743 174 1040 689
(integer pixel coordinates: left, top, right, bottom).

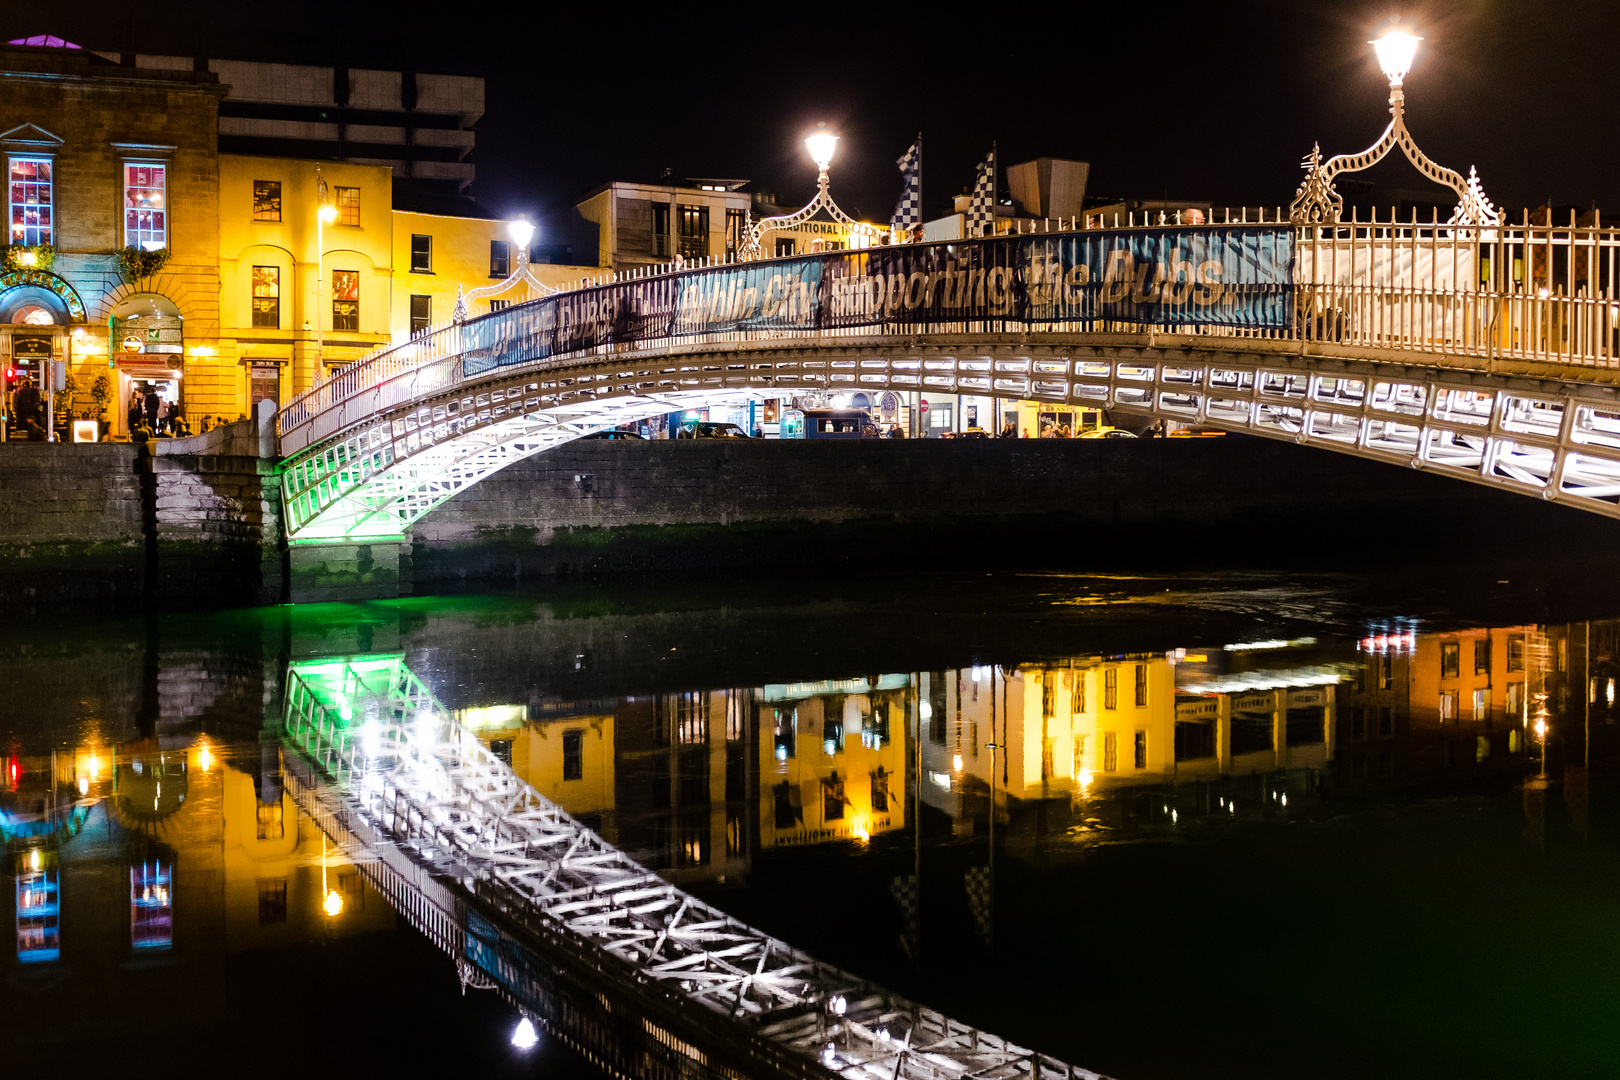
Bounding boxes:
5 556 1620 1079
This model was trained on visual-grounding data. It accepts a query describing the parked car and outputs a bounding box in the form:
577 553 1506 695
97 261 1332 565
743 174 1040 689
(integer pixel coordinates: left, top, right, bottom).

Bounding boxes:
944 427 991 439
692 422 752 438
581 429 646 440
1077 426 1137 439
1168 424 1227 438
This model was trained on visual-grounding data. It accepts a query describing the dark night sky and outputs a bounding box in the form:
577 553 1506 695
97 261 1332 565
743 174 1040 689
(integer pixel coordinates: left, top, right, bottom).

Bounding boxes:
8 1 1620 238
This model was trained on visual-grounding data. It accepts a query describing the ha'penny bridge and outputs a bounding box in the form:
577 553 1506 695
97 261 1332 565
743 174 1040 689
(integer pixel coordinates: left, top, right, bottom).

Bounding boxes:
277 211 1620 554
280 654 1108 1080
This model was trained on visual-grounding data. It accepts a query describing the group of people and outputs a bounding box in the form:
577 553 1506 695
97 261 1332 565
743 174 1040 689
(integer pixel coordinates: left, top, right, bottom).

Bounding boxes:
6 377 46 439
125 384 193 438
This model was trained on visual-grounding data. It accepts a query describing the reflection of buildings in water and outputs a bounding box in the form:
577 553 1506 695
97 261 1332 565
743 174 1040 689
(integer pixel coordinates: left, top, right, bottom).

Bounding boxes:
2 737 391 1018
760 675 910 849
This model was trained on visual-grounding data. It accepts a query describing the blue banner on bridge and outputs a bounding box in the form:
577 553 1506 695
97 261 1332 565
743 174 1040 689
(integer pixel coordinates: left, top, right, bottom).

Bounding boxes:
459 227 1294 377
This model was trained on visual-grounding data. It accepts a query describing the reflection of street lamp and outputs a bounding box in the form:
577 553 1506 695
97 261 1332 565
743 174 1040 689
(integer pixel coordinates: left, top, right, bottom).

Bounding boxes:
1289 26 1496 226
739 125 888 261
1534 715 1549 777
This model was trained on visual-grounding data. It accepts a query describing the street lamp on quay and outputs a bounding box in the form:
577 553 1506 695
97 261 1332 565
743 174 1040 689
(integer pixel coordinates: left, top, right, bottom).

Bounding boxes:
315 186 338 367
1288 25 1498 227
737 125 890 262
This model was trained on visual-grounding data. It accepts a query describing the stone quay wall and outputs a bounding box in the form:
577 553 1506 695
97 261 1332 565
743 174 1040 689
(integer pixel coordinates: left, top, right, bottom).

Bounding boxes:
0 410 281 608
410 437 1620 583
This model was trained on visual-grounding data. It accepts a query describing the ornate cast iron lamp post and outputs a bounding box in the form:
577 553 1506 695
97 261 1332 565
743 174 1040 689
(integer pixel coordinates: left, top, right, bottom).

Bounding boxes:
455 216 558 323
1289 29 1498 227
738 126 889 262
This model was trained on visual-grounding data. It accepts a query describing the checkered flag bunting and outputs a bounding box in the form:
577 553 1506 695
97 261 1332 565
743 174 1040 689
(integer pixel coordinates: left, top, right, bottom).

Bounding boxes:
890 135 922 235
964 865 993 946
966 148 996 237
890 874 920 958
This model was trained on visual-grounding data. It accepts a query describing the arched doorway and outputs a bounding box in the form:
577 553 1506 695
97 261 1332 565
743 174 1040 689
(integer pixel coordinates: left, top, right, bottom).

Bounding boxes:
0 283 73 440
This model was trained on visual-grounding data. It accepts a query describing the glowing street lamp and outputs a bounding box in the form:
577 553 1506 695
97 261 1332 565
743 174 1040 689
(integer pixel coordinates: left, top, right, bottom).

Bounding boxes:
1371 29 1421 88
1289 24 1496 227
805 128 839 176
456 215 557 323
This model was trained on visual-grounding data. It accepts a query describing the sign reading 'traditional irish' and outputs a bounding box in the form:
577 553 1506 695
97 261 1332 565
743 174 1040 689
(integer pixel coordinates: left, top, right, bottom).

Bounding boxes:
459 227 1294 377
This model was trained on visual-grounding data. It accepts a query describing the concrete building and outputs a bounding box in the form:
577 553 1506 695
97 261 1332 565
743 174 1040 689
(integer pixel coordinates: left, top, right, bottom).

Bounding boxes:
576 179 751 271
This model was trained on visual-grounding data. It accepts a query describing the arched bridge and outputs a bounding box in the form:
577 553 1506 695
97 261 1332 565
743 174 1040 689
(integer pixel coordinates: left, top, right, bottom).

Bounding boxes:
278 212 1620 543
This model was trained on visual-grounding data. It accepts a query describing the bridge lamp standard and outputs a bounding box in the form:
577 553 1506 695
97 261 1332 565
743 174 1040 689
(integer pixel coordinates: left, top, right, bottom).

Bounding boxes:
738 124 888 261
1288 25 1497 227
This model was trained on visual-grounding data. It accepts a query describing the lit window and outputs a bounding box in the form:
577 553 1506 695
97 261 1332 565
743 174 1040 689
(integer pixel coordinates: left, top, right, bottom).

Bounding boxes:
1505 681 1524 719
335 186 360 227
1473 688 1490 721
1440 642 1460 678
251 266 279 329
332 270 358 331
1439 690 1458 722
677 203 708 260
8 157 53 245
123 162 167 249
252 180 281 222
409 294 430 335
130 861 172 950
410 233 431 273
1102 731 1118 772
489 240 510 277
1103 668 1118 710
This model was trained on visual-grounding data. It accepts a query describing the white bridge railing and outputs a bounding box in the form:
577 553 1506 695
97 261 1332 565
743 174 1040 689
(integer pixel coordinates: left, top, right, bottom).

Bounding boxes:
278 208 1620 451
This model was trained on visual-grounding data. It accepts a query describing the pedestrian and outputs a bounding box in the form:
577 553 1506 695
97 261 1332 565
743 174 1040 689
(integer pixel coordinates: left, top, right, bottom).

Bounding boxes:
999 422 1015 439
14 378 42 439
143 384 160 431
127 388 143 434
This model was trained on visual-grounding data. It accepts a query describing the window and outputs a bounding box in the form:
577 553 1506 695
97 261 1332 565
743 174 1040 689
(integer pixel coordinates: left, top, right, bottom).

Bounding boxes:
726 809 746 858
1071 672 1085 714
252 180 281 222
562 729 584 781
1072 733 1087 775
1379 706 1393 736
409 294 431 335
9 157 53 245
1351 707 1366 740
255 798 284 839
677 203 709 260
251 266 280 329
1505 681 1524 719
1134 664 1148 707
1041 674 1055 718
1440 642 1460 678
257 879 287 924
123 163 167 249
1133 730 1147 769
1439 690 1459 722
130 862 172 950
676 692 709 745
1379 653 1393 689
775 237 796 258
1103 668 1118 710
1507 635 1525 672
870 767 889 813
410 233 432 273
332 270 359 331
822 774 845 821
335 186 360 226
1473 688 1491 722
651 203 670 258
1102 732 1118 771
726 208 745 254
489 239 510 277
773 707 796 760
489 299 511 312
1477 735 1491 762
1474 639 1491 675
